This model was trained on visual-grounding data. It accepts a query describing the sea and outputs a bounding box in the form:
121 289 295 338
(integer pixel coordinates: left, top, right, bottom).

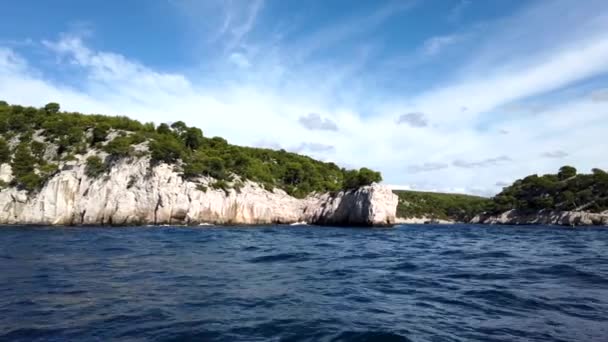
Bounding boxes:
1 224 607 341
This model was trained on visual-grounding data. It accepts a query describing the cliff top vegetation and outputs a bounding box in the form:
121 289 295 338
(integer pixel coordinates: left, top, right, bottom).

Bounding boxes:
0 101 381 196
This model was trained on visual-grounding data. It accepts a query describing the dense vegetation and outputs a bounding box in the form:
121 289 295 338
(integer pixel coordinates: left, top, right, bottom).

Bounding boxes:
0 101 381 196
395 166 608 221
490 166 608 214
394 190 491 222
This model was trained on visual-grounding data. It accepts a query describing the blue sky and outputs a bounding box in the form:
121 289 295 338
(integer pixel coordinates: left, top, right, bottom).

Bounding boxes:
1 0 607 195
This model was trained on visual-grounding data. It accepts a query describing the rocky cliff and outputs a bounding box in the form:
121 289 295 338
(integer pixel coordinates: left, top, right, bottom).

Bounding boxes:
470 209 608 226
0 157 398 227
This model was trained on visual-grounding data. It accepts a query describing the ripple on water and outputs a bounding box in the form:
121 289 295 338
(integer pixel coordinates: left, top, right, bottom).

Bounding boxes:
522 264 608 286
248 252 313 263
0 224 607 342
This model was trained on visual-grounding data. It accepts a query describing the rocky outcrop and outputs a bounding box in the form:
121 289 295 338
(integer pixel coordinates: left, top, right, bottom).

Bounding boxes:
305 185 397 226
470 209 608 226
0 158 398 227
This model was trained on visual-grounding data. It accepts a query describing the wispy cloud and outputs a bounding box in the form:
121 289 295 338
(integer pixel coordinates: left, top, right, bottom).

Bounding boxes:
292 142 335 153
226 0 265 50
396 112 428 127
541 150 568 158
289 0 417 61
2 0 608 197
228 52 251 68
407 162 449 173
452 156 512 168
447 0 471 23
422 33 465 55
298 113 338 131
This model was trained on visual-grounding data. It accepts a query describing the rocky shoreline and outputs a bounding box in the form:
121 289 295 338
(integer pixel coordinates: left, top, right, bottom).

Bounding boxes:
396 210 608 227
0 157 398 227
3 156 606 228
471 209 608 226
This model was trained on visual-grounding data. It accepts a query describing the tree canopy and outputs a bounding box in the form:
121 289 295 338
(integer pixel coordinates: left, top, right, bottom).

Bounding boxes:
395 190 491 221
490 166 608 213
0 101 382 196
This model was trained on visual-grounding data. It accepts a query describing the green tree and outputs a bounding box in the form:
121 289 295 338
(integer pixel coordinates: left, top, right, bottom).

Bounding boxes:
66 127 84 145
150 135 183 163
558 165 577 180
183 127 203 150
203 157 226 179
170 121 187 134
30 141 46 162
157 123 171 135
0 138 10 164
8 112 27 131
284 162 303 185
11 144 36 176
44 102 60 114
357 167 382 186
11 144 41 191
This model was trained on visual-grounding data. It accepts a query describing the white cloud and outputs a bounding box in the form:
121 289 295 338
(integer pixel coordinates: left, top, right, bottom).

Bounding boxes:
298 113 338 131
541 150 569 159
422 34 464 55
407 162 449 173
408 34 608 128
396 112 428 127
452 156 512 169
1 0 608 197
291 142 335 153
229 52 251 68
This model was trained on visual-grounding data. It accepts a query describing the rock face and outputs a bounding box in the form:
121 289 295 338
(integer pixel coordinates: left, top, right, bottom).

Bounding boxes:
0 158 398 227
470 209 608 226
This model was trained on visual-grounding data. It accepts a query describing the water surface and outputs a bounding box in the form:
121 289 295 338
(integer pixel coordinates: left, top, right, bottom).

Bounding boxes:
1 224 607 341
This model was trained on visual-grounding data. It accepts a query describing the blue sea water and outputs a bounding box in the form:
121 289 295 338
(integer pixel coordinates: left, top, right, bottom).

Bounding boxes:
1 224 607 342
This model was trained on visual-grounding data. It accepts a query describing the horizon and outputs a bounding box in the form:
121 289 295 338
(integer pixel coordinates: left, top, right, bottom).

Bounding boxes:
1 0 607 196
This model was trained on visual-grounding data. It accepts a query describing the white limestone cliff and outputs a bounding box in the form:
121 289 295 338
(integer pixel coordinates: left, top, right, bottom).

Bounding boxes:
0 158 398 227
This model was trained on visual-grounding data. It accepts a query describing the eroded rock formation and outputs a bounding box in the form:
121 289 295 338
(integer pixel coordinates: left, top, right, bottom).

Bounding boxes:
0 158 398 227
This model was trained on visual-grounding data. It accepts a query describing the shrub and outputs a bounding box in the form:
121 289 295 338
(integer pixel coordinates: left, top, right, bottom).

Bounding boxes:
0 138 9 164
15 173 42 191
30 141 46 162
11 144 36 178
211 179 230 195
85 156 107 178
103 136 133 157
92 123 111 144
150 135 183 163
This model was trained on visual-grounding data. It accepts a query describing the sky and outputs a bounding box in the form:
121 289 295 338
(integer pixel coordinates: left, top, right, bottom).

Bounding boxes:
1 0 607 196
